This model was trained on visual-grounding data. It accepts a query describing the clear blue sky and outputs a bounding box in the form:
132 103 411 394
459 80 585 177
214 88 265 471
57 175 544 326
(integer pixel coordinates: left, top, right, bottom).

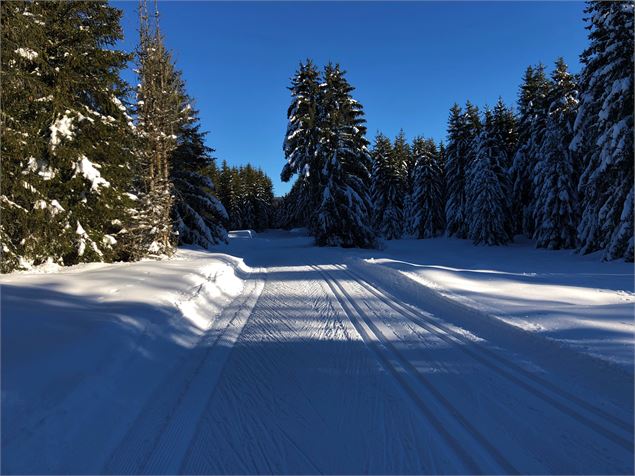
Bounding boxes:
113 1 588 196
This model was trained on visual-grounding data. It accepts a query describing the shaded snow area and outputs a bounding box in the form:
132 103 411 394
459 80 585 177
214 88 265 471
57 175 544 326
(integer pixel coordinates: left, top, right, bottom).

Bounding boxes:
2 231 633 474
1 249 251 474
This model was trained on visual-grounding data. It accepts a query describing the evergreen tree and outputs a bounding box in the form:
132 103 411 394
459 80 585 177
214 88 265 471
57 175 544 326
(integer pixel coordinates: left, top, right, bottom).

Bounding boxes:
444 104 468 238
1 1 137 271
281 60 321 231
533 58 579 250
275 178 310 230
171 96 228 248
371 133 403 239
134 0 184 256
407 137 445 238
445 101 481 239
315 64 376 248
393 129 413 194
492 97 518 171
466 109 512 245
509 64 551 237
572 2 634 261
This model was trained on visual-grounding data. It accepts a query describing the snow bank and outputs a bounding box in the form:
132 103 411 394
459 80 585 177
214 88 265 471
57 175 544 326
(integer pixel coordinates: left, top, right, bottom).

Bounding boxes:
1 248 249 473
359 237 634 368
228 229 256 238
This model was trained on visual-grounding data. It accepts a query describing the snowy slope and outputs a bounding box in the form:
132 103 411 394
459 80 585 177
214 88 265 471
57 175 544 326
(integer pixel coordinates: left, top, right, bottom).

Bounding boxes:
1 249 257 474
362 236 634 368
2 231 633 474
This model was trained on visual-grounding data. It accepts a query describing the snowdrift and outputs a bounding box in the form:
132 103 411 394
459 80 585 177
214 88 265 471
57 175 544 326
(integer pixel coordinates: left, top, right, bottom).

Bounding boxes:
0 248 252 473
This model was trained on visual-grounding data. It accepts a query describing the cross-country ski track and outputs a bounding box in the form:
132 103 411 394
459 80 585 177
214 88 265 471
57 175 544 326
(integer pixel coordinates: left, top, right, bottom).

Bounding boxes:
2 230 633 474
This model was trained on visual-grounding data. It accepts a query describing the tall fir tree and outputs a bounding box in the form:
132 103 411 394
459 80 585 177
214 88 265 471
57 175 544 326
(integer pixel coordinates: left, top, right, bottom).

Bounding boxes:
133 0 185 256
572 2 634 261
444 104 468 238
509 63 552 237
371 133 404 239
314 64 376 248
492 97 518 171
393 129 413 195
532 58 579 250
171 95 228 248
406 137 445 238
1 1 137 271
281 60 321 232
466 109 512 245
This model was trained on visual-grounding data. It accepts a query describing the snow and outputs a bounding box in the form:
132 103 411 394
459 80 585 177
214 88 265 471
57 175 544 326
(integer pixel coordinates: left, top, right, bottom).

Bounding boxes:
1 249 248 474
73 155 110 192
2 231 632 474
362 236 634 368
14 48 38 60
49 113 74 150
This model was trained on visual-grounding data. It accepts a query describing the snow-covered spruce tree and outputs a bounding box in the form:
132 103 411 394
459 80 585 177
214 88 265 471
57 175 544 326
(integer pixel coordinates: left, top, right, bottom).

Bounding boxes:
492 97 518 171
371 133 404 239
1 1 51 271
407 137 445 238
444 104 468 238
393 129 413 195
466 109 512 246
281 59 321 231
275 178 310 229
315 64 376 248
1 1 137 271
532 58 579 250
133 0 184 257
509 64 551 237
171 95 228 248
445 101 482 239
572 2 634 261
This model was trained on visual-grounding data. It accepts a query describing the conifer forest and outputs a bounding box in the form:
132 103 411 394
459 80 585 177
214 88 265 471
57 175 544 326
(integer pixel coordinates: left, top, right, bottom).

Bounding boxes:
1 2 634 475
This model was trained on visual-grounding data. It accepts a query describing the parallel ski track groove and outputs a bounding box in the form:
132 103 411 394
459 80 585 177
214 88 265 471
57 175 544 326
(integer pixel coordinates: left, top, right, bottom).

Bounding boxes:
103 270 264 475
338 264 633 452
312 264 519 475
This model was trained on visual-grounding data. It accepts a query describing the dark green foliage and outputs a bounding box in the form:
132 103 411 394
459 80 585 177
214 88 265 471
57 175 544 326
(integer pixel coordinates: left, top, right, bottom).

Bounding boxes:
314 64 376 248
572 1 634 261
509 64 552 237
466 109 512 245
407 138 445 238
371 133 404 239
532 59 579 250
215 162 274 231
171 101 228 248
1 1 137 271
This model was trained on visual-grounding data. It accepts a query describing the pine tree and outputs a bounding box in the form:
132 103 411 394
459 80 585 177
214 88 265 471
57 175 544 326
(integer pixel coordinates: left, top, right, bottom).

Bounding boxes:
371 133 403 239
407 137 445 238
509 64 552 237
466 109 512 245
1 1 137 271
393 129 413 195
444 104 468 238
134 0 184 256
281 60 321 231
572 2 634 261
275 178 310 229
532 58 579 250
171 96 228 248
315 64 376 248
492 97 518 171
445 101 481 239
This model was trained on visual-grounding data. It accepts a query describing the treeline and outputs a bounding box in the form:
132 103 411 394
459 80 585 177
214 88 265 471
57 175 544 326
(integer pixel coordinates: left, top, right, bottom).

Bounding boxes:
1 1 229 272
278 2 633 261
212 161 274 231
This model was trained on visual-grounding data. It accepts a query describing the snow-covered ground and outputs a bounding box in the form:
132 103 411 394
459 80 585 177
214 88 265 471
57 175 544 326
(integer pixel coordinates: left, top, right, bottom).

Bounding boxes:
2 230 633 474
363 236 635 368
